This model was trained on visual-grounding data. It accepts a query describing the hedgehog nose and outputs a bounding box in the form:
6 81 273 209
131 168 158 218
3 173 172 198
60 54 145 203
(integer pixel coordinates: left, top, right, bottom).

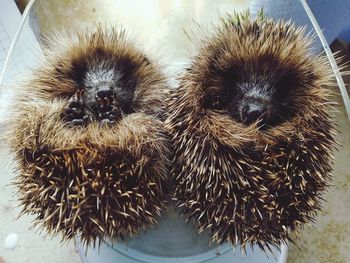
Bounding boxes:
96 88 114 99
242 103 266 125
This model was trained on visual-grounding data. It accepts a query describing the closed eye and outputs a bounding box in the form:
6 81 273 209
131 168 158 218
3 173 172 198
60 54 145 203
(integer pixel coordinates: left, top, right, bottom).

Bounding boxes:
203 94 230 111
212 99 221 109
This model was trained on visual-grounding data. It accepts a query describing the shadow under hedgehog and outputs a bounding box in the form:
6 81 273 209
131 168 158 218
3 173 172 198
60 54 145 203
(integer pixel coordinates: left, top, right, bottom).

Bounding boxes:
165 12 338 251
7 27 170 246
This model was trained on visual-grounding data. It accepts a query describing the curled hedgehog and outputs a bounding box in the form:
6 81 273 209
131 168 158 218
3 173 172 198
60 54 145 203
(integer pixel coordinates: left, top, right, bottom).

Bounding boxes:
165 12 338 250
7 27 170 246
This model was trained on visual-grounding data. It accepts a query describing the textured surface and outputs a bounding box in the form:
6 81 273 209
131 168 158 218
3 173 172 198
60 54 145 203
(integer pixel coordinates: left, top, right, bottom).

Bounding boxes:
0 0 350 263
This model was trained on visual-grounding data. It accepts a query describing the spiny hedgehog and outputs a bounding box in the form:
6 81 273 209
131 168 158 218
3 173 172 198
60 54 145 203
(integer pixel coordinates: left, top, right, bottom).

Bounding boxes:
7 26 170 246
165 12 337 250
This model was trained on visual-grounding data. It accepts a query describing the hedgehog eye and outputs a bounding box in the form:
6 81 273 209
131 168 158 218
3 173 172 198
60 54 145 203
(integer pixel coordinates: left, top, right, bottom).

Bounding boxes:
212 99 221 108
211 98 223 110
84 85 95 91
203 95 226 111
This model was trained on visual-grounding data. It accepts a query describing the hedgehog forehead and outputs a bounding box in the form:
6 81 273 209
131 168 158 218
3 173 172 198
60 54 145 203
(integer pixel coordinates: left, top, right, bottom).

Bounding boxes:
239 80 273 98
233 48 308 81
84 65 121 86
216 54 296 83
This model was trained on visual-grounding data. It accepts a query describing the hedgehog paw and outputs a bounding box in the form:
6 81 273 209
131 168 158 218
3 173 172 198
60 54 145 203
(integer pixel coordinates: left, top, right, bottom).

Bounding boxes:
99 106 122 126
61 98 90 127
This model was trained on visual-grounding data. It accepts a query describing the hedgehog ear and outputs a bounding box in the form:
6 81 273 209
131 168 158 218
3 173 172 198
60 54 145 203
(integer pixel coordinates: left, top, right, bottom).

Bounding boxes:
202 88 226 110
276 70 300 97
69 58 88 85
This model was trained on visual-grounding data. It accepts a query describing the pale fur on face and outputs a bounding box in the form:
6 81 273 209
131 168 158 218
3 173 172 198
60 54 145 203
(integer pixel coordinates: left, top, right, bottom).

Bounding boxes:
82 64 134 114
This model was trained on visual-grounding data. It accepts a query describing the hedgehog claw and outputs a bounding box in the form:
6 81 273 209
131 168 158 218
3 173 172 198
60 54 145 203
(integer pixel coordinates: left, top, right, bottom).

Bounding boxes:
99 118 116 127
70 119 85 126
62 114 73 122
62 95 90 127
108 114 119 122
98 110 121 126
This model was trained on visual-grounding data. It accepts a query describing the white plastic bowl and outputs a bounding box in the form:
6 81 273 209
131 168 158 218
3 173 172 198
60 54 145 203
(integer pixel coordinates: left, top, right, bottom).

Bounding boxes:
77 206 288 263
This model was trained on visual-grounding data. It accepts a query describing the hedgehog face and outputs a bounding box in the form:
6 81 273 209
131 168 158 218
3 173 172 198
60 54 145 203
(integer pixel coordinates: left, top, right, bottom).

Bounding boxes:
200 22 313 128
82 65 134 115
222 63 299 127
204 57 303 128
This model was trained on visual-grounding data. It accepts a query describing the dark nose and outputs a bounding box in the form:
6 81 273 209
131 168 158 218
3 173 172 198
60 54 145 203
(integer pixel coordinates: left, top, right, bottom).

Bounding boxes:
96 88 114 99
241 103 266 124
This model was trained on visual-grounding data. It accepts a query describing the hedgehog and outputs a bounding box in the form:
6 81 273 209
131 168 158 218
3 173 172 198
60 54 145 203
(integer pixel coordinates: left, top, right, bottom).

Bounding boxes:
7 26 170 246
165 12 338 250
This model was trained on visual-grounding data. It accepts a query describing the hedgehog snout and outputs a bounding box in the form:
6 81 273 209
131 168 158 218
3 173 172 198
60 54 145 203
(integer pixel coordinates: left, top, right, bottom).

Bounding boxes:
240 101 267 125
94 86 117 109
95 87 114 100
